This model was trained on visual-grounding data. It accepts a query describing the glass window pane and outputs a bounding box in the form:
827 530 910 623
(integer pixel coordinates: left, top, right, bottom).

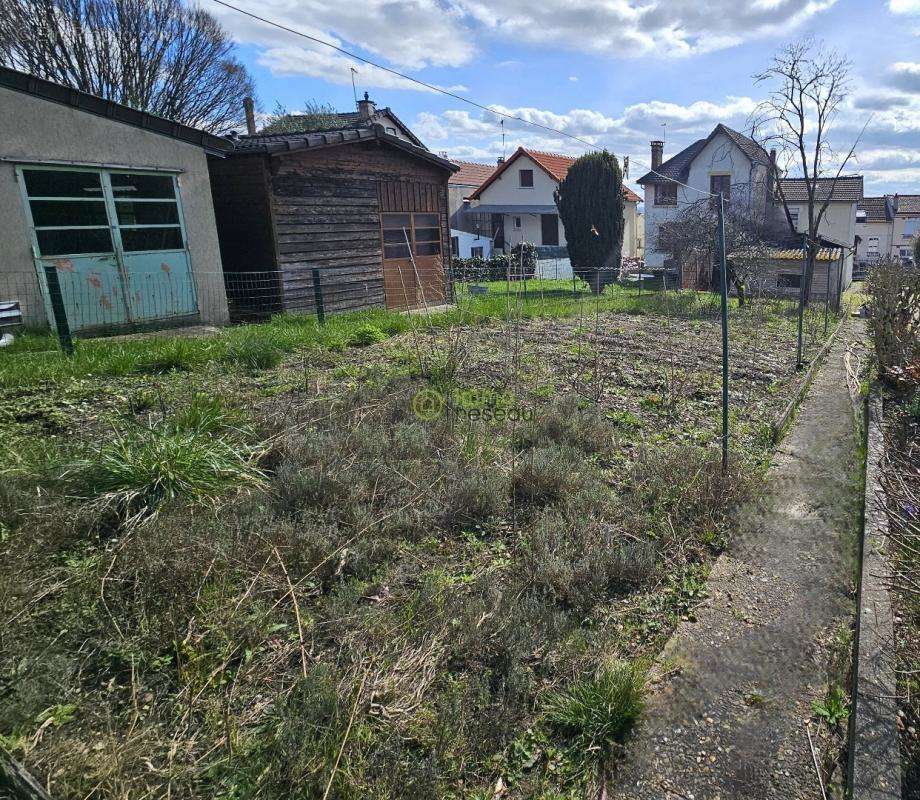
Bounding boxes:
115 201 179 226
24 169 102 198
120 227 184 251
36 228 113 256
384 243 410 259
110 173 176 199
383 229 410 244
414 227 440 243
29 200 108 227
382 213 411 229
415 242 440 256
413 213 438 227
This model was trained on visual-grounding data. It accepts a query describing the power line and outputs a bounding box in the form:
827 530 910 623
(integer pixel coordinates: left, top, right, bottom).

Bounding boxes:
207 0 715 196
208 0 599 149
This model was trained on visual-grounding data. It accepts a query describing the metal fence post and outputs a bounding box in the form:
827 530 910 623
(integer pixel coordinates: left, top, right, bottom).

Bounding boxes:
717 193 730 473
42 264 74 355
311 267 325 325
795 234 807 370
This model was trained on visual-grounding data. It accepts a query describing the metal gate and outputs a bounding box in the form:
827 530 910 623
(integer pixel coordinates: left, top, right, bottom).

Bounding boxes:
17 165 198 333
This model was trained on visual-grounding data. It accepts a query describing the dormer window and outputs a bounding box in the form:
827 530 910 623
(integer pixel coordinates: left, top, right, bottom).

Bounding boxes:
654 182 677 206
519 169 534 188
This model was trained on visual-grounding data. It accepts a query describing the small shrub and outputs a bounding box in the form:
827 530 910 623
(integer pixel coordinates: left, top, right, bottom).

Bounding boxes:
511 445 579 505
515 396 613 454
169 392 249 436
543 659 646 756
64 425 266 522
345 324 387 347
442 467 509 528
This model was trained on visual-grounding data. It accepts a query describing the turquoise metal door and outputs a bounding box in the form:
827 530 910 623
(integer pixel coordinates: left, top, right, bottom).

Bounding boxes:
109 172 197 322
19 166 197 333
20 168 130 331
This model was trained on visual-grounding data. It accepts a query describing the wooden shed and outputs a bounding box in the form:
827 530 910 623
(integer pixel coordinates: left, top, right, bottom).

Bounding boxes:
207 125 457 318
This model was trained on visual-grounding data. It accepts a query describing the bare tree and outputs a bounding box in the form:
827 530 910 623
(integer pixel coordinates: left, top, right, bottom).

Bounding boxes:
0 0 255 133
752 38 862 305
655 183 778 306
260 100 341 134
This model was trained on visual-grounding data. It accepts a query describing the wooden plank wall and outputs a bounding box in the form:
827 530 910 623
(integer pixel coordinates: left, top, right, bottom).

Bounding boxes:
268 141 451 314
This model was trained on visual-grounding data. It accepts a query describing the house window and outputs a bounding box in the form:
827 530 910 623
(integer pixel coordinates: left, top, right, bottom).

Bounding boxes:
381 212 441 259
709 175 731 204
519 169 534 188
789 209 799 228
777 272 801 289
654 182 677 206
385 126 396 135
471 246 484 258
867 237 879 256
513 216 522 229
450 236 459 257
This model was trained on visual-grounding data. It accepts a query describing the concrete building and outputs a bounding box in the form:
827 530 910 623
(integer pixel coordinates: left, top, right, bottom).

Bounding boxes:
637 125 774 270
466 147 642 257
856 195 920 265
0 66 230 333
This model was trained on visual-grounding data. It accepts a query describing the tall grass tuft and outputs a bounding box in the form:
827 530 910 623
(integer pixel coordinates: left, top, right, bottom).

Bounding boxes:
64 424 266 523
543 659 646 759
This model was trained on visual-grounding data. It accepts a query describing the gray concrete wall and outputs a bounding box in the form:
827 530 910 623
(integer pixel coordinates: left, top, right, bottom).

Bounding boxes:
0 85 228 328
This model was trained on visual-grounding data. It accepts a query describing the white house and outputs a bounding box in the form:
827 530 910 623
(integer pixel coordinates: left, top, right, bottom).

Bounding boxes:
857 195 920 264
637 125 774 270
466 147 642 257
636 124 863 298
778 176 863 283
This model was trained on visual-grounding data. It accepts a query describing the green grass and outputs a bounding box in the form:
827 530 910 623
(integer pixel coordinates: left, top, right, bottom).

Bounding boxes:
543 659 647 763
0 282 820 389
63 422 266 523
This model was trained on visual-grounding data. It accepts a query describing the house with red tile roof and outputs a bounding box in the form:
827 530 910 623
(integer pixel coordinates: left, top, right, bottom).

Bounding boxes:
465 146 643 257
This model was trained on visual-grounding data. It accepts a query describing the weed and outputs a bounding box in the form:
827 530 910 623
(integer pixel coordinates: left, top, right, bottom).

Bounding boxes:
812 685 849 727
511 445 580 505
543 660 646 761
223 331 284 370
64 424 266 522
346 323 388 347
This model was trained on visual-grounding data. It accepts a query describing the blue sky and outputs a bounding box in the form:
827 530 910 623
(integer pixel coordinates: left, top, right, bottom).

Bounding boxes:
208 0 920 196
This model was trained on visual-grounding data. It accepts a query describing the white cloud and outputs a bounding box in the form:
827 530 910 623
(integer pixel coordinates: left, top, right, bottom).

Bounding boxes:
569 76 578 82
456 0 838 58
213 0 474 72
890 0 920 12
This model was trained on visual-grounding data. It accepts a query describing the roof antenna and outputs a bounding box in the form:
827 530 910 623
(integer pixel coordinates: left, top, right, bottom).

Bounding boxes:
501 118 506 159
661 121 667 145
350 67 358 106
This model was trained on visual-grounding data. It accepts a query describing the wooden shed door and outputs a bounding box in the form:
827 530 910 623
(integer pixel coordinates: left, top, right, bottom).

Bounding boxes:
379 182 446 310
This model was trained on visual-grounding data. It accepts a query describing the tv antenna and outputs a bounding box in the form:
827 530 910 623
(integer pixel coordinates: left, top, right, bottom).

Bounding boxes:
350 67 358 105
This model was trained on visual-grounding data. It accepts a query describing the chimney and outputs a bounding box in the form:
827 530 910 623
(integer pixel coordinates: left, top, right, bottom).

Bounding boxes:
357 91 376 120
243 97 256 136
650 140 663 171
497 156 505 165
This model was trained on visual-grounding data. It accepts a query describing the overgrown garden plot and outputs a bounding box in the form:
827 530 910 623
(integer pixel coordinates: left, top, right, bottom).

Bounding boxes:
0 284 834 799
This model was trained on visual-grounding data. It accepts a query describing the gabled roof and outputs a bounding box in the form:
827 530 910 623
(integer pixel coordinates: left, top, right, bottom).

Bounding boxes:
895 195 920 216
469 146 642 202
228 125 457 172
0 65 231 154
636 124 770 186
449 161 497 187
858 196 894 223
778 176 864 203
269 106 425 149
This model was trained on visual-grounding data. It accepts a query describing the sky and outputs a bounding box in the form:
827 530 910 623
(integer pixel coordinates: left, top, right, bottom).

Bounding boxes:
205 0 920 197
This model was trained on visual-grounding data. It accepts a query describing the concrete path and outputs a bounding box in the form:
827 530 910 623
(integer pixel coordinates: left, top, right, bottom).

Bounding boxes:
613 322 861 799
